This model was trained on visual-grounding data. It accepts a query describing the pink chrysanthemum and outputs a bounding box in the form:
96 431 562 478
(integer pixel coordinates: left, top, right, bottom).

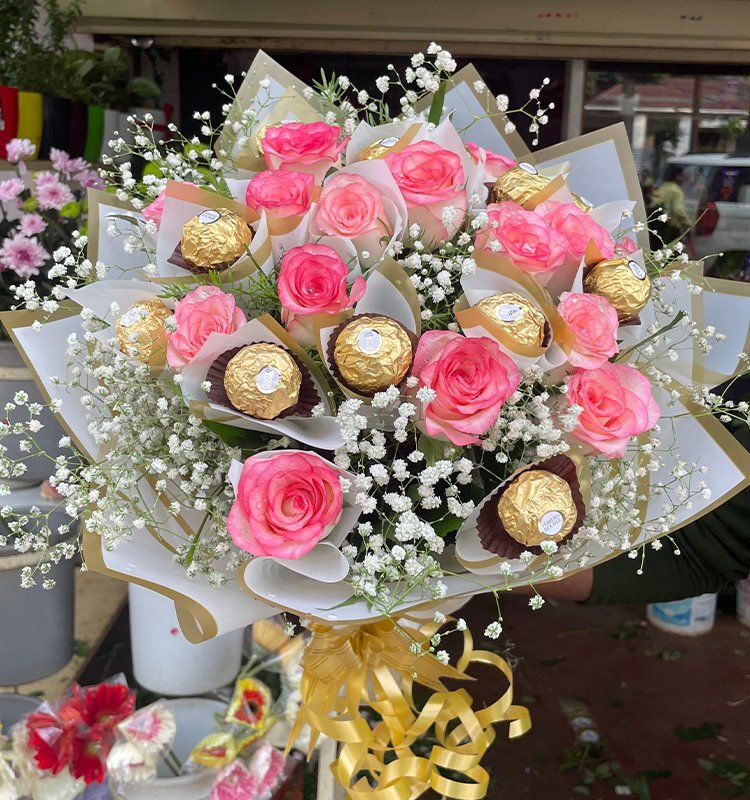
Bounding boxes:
5 138 36 163
0 178 25 203
34 177 74 211
0 234 48 278
19 212 47 236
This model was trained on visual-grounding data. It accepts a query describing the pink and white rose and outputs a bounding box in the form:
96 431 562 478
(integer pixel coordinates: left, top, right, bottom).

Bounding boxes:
166 285 246 370
245 169 315 218
477 201 567 274
227 451 344 559
142 182 197 226
261 121 346 180
411 330 520 446
385 140 466 245
466 142 516 180
536 200 615 261
566 362 660 458
558 292 620 369
278 243 365 343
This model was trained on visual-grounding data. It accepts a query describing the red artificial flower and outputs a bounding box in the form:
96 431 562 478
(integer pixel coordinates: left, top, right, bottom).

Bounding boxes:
80 682 135 728
26 711 73 774
68 726 111 784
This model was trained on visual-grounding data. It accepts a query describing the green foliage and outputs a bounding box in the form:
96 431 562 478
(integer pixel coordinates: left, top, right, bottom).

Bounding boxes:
675 721 724 743
699 755 750 798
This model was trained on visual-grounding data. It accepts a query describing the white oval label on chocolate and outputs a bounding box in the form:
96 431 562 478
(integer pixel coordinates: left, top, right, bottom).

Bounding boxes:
380 136 399 148
198 210 221 225
358 329 382 354
539 510 564 536
119 308 145 327
496 303 524 323
628 260 646 280
256 366 281 394
519 162 538 175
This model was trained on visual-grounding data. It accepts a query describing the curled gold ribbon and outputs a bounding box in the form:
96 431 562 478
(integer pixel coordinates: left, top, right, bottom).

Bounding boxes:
287 620 530 800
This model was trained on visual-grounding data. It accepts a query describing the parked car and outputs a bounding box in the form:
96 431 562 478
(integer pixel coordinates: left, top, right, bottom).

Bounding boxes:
662 154 750 278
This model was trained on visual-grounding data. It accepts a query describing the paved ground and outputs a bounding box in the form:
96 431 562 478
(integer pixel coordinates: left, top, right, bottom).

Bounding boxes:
83 592 750 800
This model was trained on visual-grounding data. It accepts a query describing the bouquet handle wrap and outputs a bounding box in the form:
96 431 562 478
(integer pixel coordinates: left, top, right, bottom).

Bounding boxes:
288 620 530 799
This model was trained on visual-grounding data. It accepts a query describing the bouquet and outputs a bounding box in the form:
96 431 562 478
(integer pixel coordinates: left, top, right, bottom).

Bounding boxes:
0 140 100 324
3 45 750 798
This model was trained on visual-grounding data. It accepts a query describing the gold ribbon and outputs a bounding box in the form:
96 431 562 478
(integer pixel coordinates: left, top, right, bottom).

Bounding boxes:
288 620 530 800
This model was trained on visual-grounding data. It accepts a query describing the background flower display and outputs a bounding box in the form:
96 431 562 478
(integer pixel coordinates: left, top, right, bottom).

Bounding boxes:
3 45 750 800
0 139 99 325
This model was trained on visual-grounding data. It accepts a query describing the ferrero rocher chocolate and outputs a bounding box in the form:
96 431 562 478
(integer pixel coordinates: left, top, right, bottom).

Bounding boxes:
497 469 577 547
180 208 252 273
224 343 301 419
116 299 170 366
583 257 652 321
358 136 400 161
475 292 547 349
490 162 550 207
333 315 412 393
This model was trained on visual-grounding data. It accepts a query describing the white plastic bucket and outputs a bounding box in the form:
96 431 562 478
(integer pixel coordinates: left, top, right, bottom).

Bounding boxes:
113 697 224 800
129 584 243 696
737 578 750 627
647 593 717 636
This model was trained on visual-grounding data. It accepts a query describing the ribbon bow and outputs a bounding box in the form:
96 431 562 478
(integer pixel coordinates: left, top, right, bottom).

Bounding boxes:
288 619 530 800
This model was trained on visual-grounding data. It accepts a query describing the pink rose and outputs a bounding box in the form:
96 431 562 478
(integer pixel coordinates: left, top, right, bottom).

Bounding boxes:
227 451 344 559
616 236 638 256
477 201 567 274
166 285 246 370
261 121 346 178
278 243 366 335
315 173 389 238
411 330 520 446
566 363 660 458
536 200 615 261
245 169 315 218
385 141 466 244
142 182 197 226
558 292 620 369
466 142 516 180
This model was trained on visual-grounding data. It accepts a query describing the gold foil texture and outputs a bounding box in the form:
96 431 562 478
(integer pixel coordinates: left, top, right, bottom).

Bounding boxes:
333 315 413 393
571 192 593 213
116 299 171 366
476 292 547 349
490 162 550 207
224 343 301 419
180 208 253 273
358 136 400 161
497 469 577 547
583 257 652 321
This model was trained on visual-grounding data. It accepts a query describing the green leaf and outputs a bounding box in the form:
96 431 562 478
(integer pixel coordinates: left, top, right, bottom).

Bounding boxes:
321 594 361 611
675 721 724 742
427 79 447 127
540 656 567 667
202 420 268 450
128 76 161 101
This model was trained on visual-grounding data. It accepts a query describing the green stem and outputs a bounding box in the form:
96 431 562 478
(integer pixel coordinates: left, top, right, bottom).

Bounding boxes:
428 80 447 127
614 310 687 364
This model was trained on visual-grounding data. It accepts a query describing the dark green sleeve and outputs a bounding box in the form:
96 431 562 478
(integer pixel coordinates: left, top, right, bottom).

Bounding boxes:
586 422 750 606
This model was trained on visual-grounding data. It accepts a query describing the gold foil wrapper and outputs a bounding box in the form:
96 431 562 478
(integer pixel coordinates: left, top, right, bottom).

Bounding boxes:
358 136 400 161
180 208 253 273
224 343 301 419
333 315 413 393
116 299 170 366
476 292 547 349
490 162 550 207
583 257 652 321
497 469 577 548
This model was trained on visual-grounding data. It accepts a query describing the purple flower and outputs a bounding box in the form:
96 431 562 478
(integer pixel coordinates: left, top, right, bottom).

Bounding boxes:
0 178 25 203
19 213 47 237
0 234 49 278
5 138 36 164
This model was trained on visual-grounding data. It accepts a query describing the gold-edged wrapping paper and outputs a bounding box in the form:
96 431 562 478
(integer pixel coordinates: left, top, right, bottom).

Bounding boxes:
583 257 652 321
287 619 530 800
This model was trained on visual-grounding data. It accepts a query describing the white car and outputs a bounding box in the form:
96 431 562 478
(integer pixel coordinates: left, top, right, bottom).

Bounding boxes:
663 154 750 278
